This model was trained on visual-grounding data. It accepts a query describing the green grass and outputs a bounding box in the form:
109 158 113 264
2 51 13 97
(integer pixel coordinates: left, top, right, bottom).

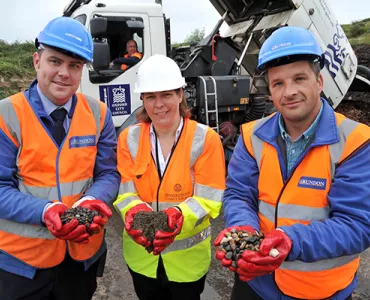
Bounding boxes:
0 40 35 78
342 18 370 46
0 40 35 98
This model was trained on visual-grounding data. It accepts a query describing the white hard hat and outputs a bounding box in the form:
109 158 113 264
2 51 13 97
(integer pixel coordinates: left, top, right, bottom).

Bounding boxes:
134 54 186 93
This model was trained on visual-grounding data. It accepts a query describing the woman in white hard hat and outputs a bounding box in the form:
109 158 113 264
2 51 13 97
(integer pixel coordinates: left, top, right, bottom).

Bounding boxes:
113 54 226 300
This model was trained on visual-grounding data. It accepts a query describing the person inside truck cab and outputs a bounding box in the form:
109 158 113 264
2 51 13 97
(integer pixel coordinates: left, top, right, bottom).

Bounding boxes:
0 16 119 299
215 26 370 300
113 54 226 300
110 39 142 70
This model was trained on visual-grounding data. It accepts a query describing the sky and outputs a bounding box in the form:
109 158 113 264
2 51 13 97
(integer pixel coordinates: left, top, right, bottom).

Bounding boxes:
0 0 369 44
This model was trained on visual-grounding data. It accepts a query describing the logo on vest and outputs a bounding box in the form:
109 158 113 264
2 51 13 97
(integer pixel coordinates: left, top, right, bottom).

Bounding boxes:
174 184 182 192
69 135 96 148
298 176 327 190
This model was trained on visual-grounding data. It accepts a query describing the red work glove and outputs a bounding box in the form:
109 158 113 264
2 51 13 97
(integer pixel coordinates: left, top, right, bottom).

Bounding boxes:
153 207 184 255
237 229 292 281
125 203 153 248
75 199 113 234
214 225 256 271
44 203 89 244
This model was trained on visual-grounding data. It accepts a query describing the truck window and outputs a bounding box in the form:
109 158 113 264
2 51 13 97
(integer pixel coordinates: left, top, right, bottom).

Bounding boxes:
89 16 144 84
74 14 87 25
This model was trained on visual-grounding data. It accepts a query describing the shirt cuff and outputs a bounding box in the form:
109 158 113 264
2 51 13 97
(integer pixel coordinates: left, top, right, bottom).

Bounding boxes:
41 203 52 224
72 196 96 208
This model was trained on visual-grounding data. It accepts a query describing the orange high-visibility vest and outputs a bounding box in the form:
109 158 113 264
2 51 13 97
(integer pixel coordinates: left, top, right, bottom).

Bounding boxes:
242 113 370 299
121 52 143 70
114 118 225 282
0 92 107 268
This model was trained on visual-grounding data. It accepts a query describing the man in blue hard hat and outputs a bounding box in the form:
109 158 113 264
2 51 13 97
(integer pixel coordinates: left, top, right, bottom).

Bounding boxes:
0 17 120 299
215 26 370 299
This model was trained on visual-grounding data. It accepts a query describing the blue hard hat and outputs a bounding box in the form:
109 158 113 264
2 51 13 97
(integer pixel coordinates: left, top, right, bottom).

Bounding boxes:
35 17 93 63
257 26 323 72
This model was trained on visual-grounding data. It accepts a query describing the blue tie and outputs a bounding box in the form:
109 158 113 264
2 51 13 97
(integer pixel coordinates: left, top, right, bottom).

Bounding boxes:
50 108 67 146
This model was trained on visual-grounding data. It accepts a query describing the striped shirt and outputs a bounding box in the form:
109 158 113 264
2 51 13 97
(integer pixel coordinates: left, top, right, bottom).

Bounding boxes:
279 103 323 174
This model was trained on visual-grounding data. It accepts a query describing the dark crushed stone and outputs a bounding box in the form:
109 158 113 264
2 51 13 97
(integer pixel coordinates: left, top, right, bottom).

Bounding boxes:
61 206 102 234
131 211 174 252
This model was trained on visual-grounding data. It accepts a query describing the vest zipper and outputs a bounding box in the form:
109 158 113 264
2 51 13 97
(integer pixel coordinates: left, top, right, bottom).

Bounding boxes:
274 142 315 228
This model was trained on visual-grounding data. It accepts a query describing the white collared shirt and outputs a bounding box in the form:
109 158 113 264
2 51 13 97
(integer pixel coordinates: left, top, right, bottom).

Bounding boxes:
150 118 184 177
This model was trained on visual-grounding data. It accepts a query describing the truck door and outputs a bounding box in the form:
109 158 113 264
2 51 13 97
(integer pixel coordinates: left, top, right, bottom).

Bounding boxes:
80 13 152 128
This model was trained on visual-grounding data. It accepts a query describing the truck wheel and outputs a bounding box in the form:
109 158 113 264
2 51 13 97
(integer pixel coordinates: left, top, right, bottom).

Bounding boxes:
348 65 370 93
357 65 370 80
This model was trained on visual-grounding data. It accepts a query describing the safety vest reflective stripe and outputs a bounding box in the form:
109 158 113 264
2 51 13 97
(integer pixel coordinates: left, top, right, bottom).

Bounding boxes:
194 182 223 202
280 254 360 271
180 183 223 224
0 97 21 146
119 181 137 195
0 219 54 239
85 95 102 141
17 178 93 201
183 197 207 220
250 118 268 172
151 201 180 211
127 125 141 160
126 123 208 166
251 116 359 178
259 201 330 223
114 195 140 211
190 124 208 167
328 118 359 176
162 226 211 254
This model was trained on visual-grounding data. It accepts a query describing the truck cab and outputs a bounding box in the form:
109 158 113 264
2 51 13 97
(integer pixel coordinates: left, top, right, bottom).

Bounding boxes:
63 0 169 128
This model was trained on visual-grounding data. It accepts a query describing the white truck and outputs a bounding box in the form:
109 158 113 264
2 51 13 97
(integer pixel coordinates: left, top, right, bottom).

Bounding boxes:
63 0 370 157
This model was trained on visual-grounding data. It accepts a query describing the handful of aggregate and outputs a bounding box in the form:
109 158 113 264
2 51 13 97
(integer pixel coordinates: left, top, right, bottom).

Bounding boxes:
61 206 102 234
131 211 174 252
217 228 279 268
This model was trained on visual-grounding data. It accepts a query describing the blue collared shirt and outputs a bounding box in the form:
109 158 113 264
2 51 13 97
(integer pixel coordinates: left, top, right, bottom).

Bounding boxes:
279 103 323 174
37 84 72 131
37 85 95 220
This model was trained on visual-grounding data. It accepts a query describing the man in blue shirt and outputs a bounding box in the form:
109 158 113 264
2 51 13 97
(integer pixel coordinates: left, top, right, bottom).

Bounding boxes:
0 17 120 299
215 26 370 300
